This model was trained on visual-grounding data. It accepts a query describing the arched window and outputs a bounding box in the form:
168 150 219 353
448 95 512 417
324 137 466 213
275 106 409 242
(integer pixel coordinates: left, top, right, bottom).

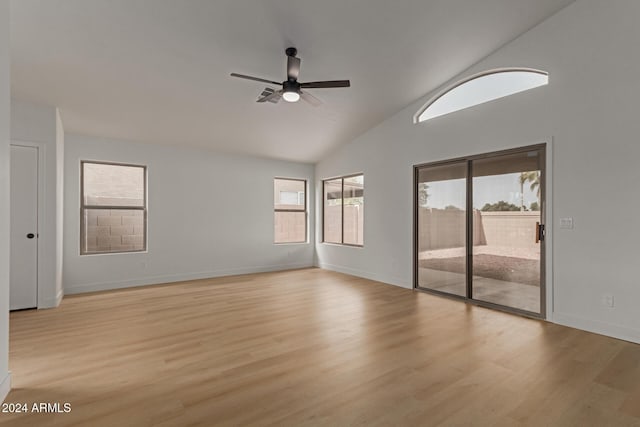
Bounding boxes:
414 68 548 123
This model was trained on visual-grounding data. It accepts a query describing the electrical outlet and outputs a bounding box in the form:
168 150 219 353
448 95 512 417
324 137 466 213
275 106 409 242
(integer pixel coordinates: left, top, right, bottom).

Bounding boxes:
602 294 614 308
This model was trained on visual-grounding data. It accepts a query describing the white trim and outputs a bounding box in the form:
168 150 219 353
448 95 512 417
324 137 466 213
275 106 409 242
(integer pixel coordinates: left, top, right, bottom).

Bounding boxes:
545 138 554 321
56 288 64 306
64 262 314 294
0 372 10 403
38 287 64 309
553 312 640 345
318 262 409 289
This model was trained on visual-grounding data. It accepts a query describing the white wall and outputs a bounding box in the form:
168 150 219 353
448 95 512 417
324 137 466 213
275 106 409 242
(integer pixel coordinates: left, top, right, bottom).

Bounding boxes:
64 134 315 293
315 0 640 344
0 0 11 403
10 99 63 308
55 109 64 303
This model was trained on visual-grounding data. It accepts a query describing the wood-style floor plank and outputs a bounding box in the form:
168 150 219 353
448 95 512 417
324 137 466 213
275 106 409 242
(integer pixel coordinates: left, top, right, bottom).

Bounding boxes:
1 268 639 426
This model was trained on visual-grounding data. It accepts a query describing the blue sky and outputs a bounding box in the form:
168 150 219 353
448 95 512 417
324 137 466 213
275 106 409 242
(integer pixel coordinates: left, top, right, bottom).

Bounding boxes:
423 172 539 210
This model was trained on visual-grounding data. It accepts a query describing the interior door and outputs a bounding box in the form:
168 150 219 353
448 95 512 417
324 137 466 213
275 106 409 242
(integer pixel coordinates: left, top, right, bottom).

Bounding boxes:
10 145 38 310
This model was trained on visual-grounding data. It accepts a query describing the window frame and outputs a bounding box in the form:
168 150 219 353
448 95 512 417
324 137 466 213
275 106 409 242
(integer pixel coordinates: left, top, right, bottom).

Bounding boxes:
273 177 308 245
413 68 549 124
80 160 148 255
322 173 364 247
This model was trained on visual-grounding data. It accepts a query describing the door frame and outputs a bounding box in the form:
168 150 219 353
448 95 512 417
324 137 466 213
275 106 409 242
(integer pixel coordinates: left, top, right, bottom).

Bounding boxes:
413 141 553 320
10 140 46 309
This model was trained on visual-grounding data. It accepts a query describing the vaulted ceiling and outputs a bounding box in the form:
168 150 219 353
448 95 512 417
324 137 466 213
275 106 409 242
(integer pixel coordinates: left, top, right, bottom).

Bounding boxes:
10 0 574 163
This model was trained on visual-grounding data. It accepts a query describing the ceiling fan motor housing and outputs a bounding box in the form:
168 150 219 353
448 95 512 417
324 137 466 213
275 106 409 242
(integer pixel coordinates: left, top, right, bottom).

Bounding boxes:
285 47 298 58
283 80 300 93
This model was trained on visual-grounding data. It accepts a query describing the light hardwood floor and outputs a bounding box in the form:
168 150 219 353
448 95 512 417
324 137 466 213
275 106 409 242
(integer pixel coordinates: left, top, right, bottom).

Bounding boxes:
2 268 640 426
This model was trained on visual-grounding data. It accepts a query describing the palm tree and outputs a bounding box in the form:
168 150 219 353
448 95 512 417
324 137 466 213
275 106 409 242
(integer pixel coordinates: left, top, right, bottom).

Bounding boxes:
418 183 429 207
519 171 540 211
529 171 541 201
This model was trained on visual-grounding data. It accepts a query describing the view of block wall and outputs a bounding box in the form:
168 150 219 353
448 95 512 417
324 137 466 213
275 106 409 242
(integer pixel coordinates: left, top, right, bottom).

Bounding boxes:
84 206 145 253
324 205 363 245
82 161 146 254
418 208 539 251
274 211 306 243
274 178 306 243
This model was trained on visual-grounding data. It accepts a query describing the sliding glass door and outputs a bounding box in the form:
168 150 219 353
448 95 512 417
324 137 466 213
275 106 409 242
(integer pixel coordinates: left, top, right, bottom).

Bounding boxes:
471 150 543 313
416 162 468 297
414 145 545 317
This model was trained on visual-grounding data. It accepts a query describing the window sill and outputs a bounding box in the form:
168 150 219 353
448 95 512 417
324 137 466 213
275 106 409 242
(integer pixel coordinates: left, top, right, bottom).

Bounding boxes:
80 250 148 256
321 242 364 248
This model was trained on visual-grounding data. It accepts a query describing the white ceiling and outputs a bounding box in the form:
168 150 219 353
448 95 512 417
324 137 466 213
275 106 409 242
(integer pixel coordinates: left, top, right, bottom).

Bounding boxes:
10 0 574 163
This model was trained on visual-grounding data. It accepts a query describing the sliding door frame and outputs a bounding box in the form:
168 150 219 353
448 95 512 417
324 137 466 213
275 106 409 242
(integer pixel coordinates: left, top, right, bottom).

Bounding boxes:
413 143 546 319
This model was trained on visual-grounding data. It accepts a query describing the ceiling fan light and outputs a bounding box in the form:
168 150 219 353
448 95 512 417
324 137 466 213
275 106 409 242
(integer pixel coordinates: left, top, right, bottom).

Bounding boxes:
282 90 300 103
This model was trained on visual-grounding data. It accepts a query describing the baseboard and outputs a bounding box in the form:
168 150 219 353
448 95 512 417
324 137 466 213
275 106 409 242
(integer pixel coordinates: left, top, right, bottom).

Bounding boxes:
553 312 640 344
38 288 65 309
56 288 64 306
317 262 410 289
64 262 314 295
0 372 10 403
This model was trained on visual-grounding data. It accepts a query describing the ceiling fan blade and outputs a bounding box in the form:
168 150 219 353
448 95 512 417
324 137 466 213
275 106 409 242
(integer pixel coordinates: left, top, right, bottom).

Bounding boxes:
300 80 350 89
230 73 281 86
257 89 283 103
287 56 301 80
300 90 322 107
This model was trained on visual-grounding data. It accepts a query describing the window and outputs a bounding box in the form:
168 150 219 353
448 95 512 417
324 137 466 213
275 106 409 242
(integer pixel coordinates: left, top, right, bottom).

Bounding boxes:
81 161 147 254
415 69 549 123
323 174 364 246
274 178 307 244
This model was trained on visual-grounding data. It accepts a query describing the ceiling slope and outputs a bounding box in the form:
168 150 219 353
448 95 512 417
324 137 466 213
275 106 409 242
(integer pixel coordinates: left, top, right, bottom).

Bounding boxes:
10 0 574 162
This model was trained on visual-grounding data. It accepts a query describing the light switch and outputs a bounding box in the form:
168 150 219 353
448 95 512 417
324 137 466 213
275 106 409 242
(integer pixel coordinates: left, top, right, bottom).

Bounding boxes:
559 218 573 229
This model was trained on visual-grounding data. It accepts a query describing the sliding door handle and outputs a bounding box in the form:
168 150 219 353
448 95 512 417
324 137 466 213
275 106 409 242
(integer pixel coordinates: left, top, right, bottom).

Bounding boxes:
535 222 545 243
26 233 35 239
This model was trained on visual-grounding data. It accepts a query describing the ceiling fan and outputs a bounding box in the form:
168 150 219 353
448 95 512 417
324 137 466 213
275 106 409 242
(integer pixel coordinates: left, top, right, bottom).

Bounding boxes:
230 47 350 106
